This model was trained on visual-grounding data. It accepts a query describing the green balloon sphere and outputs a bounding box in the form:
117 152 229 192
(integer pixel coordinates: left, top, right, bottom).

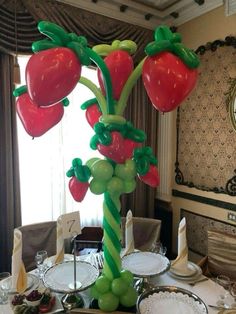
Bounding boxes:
90 285 100 300
89 179 107 195
120 270 134 285
119 286 138 308
98 292 119 312
123 180 136 193
95 276 111 294
111 277 128 296
115 159 136 180
91 160 114 181
86 158 100 169
107 177 124 195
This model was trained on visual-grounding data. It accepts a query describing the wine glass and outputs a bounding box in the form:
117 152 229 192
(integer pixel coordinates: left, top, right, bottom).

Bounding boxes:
230 282 236 307
150 242 167 256
0 272 11 304
35 250 48 278
215 275 232 308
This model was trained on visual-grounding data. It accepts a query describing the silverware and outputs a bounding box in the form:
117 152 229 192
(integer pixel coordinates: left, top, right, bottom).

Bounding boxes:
208 304 236 310
188 277 209 286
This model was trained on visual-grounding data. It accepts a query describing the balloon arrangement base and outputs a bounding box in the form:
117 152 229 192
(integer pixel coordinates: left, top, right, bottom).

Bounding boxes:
90 299 136 313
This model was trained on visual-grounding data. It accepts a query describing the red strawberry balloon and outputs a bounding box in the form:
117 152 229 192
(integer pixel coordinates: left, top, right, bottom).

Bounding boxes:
124 139 141 160
26 47 81 107
16 93 64 137
142 25 199 113
142 52 198 113
98 132 126 163
69 176 89 202
138 164 160 187
86 103 102 128
97 50 134 100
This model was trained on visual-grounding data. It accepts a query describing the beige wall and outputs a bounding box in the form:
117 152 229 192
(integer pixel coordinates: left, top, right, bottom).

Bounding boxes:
171 6 236 255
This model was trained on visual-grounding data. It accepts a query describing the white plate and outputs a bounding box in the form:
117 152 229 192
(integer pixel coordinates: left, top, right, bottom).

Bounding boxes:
138 286 208 314
5 273 39 294
170 261 198 277
122 251 170 277
43 260 99 293
168 262 202 282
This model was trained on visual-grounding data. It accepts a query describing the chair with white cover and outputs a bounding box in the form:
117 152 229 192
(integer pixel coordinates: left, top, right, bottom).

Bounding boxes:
18 221 57 271
121 217 162 251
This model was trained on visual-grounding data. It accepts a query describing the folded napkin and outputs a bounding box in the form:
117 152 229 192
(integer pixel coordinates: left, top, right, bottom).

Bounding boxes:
171 217 193 275
122 210 135 256
54 217 64 264
11 229 27 293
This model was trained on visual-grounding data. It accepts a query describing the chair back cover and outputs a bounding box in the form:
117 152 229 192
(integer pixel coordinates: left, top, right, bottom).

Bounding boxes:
207 229 236 280
121 217 161 251
18 221 57 271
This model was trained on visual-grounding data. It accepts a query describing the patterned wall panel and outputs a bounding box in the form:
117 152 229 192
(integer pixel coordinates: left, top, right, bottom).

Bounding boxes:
175 42 236 194
181 209 236 256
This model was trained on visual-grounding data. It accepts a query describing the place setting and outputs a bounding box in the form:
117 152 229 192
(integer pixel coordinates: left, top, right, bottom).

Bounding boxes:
168 218 207 286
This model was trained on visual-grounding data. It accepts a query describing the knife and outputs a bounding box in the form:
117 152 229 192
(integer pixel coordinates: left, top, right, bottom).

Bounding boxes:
208 304 236 310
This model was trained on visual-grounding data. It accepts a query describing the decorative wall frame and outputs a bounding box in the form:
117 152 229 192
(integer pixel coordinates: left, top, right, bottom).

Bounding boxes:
175 36 236 195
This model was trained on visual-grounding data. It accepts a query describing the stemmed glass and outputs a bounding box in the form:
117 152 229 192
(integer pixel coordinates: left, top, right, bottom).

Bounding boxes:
230 282 236 307
35 250 48 279
215 275 232 308
0 272 11 304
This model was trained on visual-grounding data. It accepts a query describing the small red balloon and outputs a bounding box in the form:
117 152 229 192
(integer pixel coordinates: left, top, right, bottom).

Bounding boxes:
142 52 198 113
69 177 89 202
16 93 64 137
138 165 160 187
85 103 102 128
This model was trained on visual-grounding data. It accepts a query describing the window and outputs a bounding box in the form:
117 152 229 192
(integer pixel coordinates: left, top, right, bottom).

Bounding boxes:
17 56 103 226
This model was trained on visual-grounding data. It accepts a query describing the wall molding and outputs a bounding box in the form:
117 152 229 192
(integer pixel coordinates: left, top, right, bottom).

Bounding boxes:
172 189 236 211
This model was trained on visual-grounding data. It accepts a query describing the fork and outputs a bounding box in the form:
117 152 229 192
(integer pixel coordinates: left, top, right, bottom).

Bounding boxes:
188 277 209 286
95 253 104 270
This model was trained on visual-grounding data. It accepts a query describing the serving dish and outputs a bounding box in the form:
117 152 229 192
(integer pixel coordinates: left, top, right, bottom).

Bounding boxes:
137 286 208 314
43 260 99 293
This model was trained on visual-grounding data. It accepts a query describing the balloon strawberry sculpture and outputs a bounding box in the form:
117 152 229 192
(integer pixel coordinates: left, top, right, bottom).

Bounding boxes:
14 21 199 312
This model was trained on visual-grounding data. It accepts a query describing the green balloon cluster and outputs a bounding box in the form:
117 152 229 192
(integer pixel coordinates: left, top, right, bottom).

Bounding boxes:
90 270 138 312
86 158 137 196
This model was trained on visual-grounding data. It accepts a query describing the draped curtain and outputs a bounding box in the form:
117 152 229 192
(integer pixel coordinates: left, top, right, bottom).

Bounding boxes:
0 0 158 271
0 53 21 272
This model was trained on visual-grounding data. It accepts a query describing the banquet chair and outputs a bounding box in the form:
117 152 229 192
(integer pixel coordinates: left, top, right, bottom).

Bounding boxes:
72 226 103 255
121 217 162 251
198 229 236 281
18 221 57 271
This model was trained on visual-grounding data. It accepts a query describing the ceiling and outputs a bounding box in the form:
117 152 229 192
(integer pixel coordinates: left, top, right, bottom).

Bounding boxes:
57 0 231 30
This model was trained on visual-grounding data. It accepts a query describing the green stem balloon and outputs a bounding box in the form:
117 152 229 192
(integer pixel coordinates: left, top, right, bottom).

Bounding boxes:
116 58 146 115
85 47 115 115
79 77 107 115
103 192 121 280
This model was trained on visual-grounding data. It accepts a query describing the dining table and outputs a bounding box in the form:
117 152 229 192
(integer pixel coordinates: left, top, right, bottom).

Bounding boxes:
1 253 234 314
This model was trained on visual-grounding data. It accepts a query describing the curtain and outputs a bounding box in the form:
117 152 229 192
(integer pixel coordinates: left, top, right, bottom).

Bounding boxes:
0 53 21 272
121 78 158 218
0 0 153 63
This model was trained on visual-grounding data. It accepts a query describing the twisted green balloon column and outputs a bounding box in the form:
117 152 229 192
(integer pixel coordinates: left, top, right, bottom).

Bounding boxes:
103 192 122 280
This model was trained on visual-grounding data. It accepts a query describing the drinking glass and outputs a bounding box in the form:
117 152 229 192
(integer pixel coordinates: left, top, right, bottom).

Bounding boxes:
0 272 11 304
230 282 236 307
35 250 48 278
150 242 167 256
215 275 232 308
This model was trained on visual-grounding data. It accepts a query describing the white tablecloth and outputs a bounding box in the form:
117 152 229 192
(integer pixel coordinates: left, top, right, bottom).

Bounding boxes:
0 264 230 313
